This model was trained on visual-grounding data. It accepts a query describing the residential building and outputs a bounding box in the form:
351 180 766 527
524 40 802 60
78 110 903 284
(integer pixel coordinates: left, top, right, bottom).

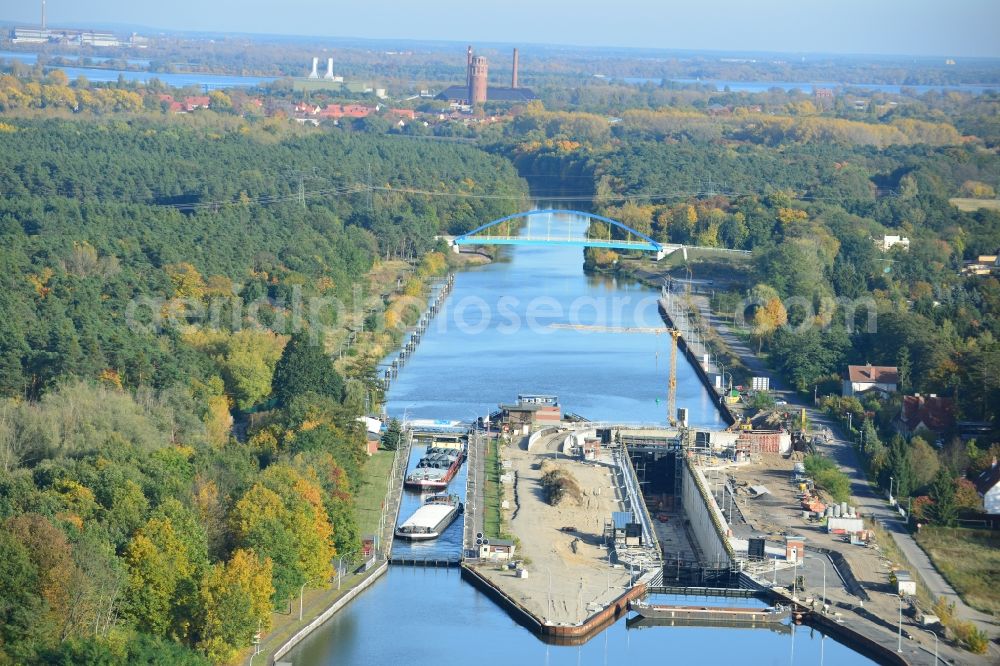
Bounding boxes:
183 96 211 111
843 364 898 397
896 394 955 437
877 234 911 252
976 460 1000 515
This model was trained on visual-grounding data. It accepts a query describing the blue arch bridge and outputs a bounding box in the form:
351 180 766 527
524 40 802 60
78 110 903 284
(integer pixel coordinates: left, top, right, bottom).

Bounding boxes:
444 209 748 261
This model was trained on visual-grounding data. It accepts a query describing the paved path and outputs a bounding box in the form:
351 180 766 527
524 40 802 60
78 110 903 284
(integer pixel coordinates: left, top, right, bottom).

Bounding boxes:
692 294 998 646
463 430 486 553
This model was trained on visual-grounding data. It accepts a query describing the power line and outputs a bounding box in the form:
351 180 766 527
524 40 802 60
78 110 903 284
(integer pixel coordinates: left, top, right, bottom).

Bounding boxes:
144 176 894 214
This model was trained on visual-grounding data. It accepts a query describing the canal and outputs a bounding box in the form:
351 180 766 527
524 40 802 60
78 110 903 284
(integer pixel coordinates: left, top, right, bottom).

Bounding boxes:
287 210 874 665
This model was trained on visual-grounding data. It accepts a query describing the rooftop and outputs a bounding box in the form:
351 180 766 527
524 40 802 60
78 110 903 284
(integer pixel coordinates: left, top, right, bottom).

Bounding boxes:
900 394 954 433
847 364 899 384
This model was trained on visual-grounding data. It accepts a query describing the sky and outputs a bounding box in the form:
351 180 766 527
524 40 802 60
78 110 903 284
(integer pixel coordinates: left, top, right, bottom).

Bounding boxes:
6 0 1000 58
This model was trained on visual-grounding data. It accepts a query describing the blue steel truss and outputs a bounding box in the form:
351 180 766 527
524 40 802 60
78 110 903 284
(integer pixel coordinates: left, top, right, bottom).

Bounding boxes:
453 209 663 252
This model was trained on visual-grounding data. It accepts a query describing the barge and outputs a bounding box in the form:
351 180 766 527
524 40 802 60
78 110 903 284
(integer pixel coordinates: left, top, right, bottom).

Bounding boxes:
395 493 463 540
404 443 466 490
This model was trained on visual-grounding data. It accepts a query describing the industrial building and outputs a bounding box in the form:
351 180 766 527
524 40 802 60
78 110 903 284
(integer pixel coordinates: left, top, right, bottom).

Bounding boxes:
437 46 536 105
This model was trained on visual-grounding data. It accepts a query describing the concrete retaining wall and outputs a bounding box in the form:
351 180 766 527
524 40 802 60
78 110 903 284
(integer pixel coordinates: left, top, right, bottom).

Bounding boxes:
681 460 733 564
271 561 389 664
526 426 559 452
657 298 736 426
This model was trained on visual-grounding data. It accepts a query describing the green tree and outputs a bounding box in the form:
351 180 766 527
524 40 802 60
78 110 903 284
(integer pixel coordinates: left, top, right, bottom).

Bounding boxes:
929 468 958 526
896 346 912 394
0 529 43 662
124 512 202 639
197 549 273 663
909 436 940 491
886 435 914 498
382 418 403 451
271 332 344 407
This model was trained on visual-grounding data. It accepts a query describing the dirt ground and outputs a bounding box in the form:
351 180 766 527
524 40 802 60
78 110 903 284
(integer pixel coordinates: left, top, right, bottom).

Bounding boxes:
726 455 916 621
473 432 633 625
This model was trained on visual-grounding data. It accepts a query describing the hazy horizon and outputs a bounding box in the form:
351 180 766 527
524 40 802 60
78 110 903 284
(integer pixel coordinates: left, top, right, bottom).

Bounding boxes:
3 0 1000 59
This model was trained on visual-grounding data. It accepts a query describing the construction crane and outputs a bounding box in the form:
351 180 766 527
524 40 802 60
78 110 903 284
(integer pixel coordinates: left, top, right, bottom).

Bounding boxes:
547 324 683 426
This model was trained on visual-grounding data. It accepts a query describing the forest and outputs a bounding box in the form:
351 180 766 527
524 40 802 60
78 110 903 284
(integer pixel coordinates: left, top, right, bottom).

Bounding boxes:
0 114 525 663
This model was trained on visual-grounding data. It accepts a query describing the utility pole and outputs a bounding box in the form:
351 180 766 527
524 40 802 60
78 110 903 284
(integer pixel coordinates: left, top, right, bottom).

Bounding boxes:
366 161 374 216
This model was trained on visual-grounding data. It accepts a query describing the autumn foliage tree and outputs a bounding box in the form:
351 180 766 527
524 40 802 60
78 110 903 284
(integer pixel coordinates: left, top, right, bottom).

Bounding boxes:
230 464 335 604
197 549 273 663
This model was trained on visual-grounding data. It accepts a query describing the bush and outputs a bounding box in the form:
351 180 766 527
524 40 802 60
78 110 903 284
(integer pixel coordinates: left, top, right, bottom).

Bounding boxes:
953 620 989 654
804 453 851 503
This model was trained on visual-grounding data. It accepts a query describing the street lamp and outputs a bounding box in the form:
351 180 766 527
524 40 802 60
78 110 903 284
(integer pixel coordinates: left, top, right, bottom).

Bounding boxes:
811 555 827 611
921 628 939 665
298 576 322 621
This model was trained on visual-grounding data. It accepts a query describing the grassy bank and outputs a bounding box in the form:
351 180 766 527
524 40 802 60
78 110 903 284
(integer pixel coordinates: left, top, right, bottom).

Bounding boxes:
354 449 396 537
483 437 504 538
915 526 1000 616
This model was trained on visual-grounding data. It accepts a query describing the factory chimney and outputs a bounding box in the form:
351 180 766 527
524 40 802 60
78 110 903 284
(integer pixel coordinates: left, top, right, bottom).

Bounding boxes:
512 48 519 89
324 57 334 79
309 57 319 79
466 45 473 87
41 0 46 30
469 55 488 105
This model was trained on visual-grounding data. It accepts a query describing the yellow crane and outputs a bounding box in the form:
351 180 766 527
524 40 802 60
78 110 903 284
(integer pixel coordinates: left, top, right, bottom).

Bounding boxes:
547 324 682 425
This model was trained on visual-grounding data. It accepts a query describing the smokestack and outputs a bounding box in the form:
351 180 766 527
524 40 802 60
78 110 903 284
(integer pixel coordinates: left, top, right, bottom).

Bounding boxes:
41 0 46 30
467 45 473 87
512 48 519 89
309 57 319 79
324 57 334 80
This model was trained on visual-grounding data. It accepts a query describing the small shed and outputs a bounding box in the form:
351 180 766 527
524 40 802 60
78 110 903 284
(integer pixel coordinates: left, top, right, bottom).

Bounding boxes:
582 439 601 461
896 570 916 596
361 535 376 560
784 535 806 562
479 539 516 561
611 511 643 547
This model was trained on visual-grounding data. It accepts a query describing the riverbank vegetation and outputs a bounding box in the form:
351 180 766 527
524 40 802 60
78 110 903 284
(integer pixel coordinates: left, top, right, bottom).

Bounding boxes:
0 115 525 663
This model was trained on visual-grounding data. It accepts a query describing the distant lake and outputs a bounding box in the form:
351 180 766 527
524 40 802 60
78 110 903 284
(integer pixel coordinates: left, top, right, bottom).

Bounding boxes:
621 76 998 95
0 51 275 90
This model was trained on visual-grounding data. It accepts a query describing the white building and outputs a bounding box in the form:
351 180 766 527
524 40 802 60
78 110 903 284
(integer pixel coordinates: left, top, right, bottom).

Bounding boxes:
843 364 898 397
976 461 1000 515
877 235 911 252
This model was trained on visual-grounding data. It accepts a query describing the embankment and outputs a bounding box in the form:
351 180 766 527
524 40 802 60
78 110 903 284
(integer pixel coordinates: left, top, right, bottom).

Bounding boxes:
461 563 645 643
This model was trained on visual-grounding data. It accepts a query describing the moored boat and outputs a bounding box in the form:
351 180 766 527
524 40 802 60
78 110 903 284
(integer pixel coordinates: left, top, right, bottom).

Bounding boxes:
404 444 466 490
395 493 463 540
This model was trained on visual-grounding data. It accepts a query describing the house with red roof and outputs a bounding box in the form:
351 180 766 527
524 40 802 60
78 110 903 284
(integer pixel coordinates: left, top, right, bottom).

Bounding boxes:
183 96 211 111
896 394 955 437
843 364 898 397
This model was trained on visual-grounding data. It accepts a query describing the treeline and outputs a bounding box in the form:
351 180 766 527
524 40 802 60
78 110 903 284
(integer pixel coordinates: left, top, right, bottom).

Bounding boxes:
0 115 526 663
